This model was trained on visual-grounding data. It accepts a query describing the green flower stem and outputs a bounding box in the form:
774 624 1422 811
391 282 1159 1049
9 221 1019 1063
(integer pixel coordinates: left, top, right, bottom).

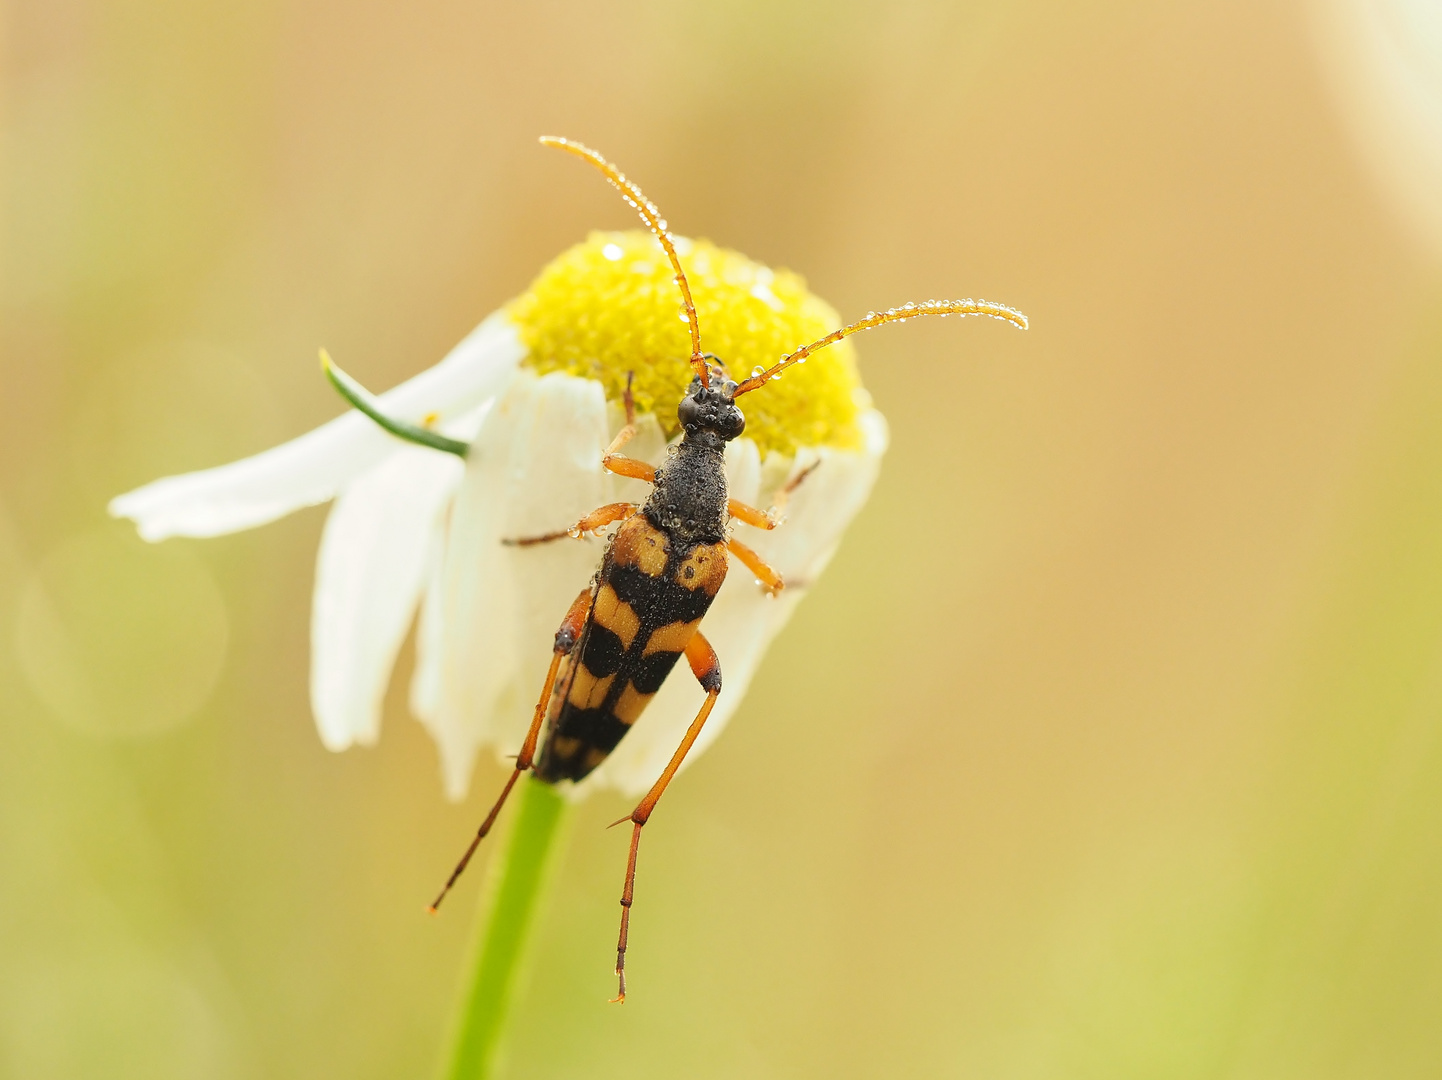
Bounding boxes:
440 776 571 1080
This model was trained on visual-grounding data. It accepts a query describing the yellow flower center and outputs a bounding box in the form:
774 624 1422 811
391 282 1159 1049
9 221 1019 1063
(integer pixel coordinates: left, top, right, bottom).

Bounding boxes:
508 231 865 456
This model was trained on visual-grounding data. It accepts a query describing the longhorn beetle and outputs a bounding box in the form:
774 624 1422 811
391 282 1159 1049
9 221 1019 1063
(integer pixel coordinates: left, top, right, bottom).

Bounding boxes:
424 136 1028 1002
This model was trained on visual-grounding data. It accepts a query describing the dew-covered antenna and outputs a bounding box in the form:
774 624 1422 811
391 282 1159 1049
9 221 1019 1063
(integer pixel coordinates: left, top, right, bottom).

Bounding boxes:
732 299 1029 398
540 136 710 387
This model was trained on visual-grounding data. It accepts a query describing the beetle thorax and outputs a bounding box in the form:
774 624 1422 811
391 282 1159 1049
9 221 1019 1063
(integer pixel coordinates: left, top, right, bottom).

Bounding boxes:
640 371 745 545
644 439 729 546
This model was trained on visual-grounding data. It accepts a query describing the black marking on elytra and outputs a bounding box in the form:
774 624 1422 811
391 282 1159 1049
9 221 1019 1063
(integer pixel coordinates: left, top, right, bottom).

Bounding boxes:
561 707 631 753
609 563 714 625
631 650 684 695
580 624 626 678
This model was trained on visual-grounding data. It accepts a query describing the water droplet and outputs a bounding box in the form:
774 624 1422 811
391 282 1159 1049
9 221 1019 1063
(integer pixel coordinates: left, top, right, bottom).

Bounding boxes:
796 355 808 364
751 365 765 378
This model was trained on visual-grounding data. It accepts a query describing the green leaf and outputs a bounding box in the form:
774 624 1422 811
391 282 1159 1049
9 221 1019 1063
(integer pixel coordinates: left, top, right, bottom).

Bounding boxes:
320 349 470 458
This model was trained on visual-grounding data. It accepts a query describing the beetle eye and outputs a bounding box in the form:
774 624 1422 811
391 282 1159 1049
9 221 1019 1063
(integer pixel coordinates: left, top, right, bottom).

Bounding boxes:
677 396 700 429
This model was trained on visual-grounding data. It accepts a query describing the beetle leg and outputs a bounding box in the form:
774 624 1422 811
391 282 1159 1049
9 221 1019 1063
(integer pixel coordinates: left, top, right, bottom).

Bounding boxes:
602 442 654 481
725 498 772 529
503 502 639 547
427 587 594 913
603 371 639 457
610 631 722 1003
725 535 784 594
603 456 655 483
597 371 657 484
727 459 819 529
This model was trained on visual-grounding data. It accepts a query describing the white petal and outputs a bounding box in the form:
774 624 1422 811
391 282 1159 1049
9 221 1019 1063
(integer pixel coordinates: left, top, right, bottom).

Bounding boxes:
408 535 448 738
749 408 889 583
584 409 889 796
413 371 618 800
110 313 524 541
310 445 464 751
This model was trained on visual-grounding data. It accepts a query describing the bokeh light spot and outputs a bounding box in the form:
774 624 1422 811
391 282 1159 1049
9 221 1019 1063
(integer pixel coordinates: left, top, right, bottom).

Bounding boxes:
0 950 238 1080
15 529 229 739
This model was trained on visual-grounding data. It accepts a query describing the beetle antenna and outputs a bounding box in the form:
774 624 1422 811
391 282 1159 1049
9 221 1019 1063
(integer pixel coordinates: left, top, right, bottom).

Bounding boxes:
732 299 1029 398
541 136 709 387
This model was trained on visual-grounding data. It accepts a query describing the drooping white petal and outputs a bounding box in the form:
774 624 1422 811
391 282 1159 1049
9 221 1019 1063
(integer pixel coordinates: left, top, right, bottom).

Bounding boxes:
412 371 619 800
109 312 524 541
585 410 889 796
310 444 465 751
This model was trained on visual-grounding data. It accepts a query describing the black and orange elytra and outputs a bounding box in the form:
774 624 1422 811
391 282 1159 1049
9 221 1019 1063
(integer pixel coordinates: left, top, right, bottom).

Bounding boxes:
539 512 728 783
423 136 1029 1003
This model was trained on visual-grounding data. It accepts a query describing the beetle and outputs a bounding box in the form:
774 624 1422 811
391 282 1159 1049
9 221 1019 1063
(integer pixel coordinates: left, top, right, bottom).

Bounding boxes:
419 137 1028 1002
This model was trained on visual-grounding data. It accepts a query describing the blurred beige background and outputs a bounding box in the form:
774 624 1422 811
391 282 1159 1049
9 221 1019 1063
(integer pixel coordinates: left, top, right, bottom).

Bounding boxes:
5 0 1442 1076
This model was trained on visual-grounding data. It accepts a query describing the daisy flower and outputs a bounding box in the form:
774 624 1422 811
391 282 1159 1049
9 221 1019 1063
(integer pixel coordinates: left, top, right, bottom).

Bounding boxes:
112 228 895 799
112 137 1031 1022
113 137 1026 808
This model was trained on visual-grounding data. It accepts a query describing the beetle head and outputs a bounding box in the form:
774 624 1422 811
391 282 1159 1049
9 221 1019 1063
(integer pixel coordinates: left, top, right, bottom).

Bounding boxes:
677 362 745 444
